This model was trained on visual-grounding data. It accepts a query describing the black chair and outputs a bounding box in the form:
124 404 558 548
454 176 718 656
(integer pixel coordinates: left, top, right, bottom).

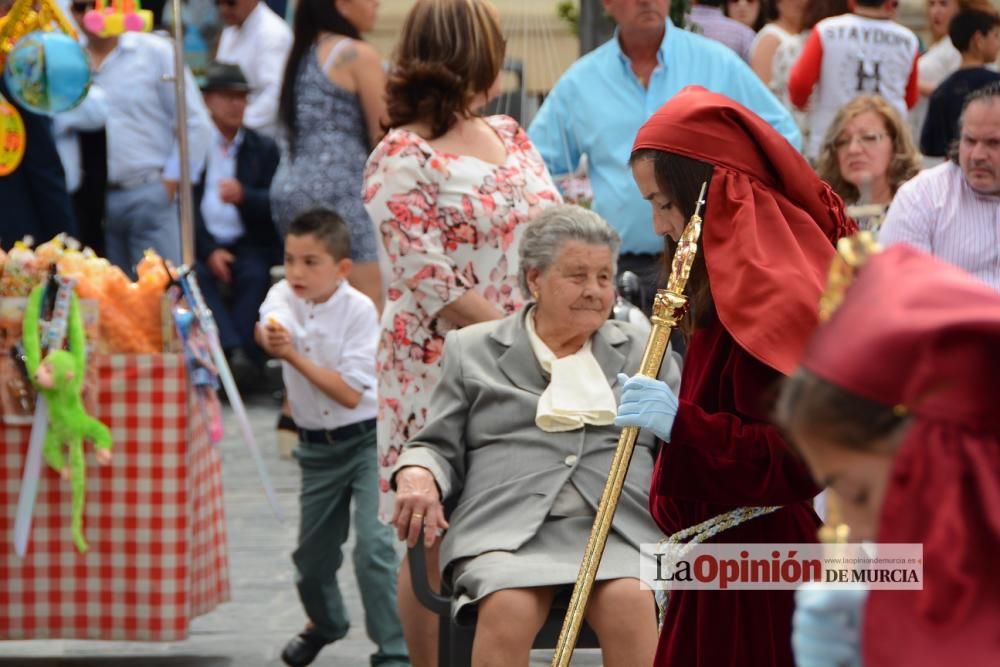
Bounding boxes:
407 528 601 667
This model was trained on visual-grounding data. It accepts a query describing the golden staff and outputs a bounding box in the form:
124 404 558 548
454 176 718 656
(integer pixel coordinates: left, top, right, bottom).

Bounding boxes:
551 180 709 666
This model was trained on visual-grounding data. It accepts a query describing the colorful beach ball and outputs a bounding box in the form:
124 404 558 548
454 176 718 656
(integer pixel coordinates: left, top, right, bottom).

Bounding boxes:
3 31 91 115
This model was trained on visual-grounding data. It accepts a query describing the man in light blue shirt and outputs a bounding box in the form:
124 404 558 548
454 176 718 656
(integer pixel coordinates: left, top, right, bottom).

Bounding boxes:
74 0 212 274
529 0 800 311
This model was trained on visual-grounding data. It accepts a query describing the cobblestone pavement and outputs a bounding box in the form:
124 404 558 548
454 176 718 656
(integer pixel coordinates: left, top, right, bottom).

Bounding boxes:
0 395 603 667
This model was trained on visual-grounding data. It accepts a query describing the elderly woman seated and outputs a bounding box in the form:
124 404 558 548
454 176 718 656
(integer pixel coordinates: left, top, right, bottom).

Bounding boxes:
389 204 680 667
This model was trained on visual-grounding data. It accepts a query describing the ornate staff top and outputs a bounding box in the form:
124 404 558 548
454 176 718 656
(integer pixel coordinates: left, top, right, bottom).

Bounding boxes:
666 182 707 295
818 231 881 322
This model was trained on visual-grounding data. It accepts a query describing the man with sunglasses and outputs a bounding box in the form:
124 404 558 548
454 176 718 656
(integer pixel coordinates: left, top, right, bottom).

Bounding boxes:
71 0 212 274
214 0 291 137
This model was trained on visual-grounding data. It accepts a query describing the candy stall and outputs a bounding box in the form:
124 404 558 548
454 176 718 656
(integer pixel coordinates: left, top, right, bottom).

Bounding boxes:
0 0 285 639
0 239 230 641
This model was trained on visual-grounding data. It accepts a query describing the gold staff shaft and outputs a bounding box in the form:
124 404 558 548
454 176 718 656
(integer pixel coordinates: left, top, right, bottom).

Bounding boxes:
551 182 708 667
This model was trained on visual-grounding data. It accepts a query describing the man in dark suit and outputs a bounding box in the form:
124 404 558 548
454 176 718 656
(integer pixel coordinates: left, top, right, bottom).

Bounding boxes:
194 62 281 386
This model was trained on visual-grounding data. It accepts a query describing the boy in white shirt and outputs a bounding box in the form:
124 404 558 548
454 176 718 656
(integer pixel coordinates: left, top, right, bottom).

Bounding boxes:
257 209 408 667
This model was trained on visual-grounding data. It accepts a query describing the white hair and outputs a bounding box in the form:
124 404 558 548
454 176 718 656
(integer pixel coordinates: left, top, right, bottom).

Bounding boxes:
517 204 621 298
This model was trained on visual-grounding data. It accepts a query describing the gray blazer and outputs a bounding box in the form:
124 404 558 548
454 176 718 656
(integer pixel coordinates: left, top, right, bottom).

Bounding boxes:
393 308 682 571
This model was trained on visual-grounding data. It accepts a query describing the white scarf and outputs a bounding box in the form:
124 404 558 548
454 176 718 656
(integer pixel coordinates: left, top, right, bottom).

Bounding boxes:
526 307 618 433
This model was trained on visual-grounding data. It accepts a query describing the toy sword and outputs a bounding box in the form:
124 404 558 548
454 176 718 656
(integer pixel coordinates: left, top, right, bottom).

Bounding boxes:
178 269 285 522
13 271 76 557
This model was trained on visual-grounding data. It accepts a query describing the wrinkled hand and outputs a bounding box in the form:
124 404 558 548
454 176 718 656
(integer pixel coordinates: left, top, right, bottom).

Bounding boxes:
793 584 867 667
217 178 244 205
614 373 679 442
392 466 448 548
207 248 235 284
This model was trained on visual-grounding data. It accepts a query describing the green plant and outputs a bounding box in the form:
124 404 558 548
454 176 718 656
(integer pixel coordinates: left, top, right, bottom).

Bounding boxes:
671 0 690 27
557 0 580 35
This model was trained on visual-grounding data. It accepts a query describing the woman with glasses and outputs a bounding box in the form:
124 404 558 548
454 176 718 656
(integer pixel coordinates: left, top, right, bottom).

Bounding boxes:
270 0 386 311
817 95 920 229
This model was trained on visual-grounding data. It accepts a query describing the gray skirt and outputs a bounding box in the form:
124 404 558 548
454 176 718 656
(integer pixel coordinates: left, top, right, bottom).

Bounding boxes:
450 509 644 623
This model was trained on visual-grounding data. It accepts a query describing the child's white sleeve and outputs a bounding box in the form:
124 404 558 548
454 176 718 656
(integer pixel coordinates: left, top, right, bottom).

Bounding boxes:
337 298 379 393
258 282 307 340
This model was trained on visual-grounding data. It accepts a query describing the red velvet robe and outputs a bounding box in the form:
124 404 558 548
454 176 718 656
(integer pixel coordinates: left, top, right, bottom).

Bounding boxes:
651 313 821 667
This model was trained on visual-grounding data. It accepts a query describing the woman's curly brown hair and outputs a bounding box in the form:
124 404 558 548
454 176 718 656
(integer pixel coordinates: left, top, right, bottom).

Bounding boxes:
385 0 506 139
817 95 921 205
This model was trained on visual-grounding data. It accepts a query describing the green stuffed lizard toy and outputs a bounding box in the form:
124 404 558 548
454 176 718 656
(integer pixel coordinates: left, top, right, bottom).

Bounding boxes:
23 283 113 553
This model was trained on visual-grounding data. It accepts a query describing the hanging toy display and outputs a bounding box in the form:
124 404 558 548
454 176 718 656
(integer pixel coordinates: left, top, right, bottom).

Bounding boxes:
0 238 37 296
3 30 90 114
22 277 112 554
0 93 25 175
82 0 154 38
173 307 224 444
0 0 91 114
0 0 79 57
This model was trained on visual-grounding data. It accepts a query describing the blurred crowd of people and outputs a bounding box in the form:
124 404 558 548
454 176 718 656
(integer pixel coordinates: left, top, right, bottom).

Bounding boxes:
4 0 999 377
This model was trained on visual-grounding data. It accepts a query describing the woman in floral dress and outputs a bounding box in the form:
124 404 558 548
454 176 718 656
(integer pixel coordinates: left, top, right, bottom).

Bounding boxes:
362 0 560 661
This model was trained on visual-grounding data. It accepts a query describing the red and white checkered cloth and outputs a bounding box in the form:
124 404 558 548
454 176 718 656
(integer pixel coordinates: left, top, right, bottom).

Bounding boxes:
0 354 230 640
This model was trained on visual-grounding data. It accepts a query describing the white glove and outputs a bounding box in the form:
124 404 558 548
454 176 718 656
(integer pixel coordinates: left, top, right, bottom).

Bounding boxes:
793 583 868 667
614 373 679 442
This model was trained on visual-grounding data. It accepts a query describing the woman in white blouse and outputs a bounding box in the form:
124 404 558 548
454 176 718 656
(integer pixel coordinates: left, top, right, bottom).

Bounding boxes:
749 0 808 91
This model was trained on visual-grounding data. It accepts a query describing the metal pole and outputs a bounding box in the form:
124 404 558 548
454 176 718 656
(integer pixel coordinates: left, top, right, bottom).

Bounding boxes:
169 0 195 268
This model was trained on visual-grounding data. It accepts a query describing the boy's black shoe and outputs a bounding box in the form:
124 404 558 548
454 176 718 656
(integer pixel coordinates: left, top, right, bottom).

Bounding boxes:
280 627 331 667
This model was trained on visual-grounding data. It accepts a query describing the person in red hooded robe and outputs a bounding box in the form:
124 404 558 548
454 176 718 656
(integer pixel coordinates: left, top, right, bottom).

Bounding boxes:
776 243 1000 667
614 86 857 667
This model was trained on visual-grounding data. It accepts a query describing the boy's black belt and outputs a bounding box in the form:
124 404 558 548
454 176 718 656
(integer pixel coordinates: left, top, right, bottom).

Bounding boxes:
299 419 376 445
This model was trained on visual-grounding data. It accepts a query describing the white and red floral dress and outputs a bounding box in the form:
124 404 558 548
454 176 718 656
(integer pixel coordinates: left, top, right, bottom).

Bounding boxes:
363 115 561 520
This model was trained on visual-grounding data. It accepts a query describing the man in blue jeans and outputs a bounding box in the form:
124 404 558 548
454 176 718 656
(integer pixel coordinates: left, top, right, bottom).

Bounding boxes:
74 0 211 274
